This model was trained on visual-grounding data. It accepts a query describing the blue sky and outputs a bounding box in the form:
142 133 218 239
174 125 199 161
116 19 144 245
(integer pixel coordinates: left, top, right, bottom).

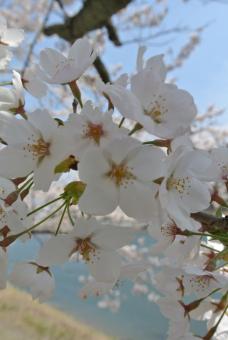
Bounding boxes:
5 0 228 126
102 0 228 124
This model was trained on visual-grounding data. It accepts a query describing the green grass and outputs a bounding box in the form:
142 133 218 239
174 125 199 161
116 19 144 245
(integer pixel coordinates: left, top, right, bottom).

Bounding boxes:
0 286 113 340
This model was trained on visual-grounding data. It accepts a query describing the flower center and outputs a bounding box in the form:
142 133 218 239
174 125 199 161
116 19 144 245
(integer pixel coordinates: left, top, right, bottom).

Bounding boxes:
76 237 97 262
161 222 179 242
24 137 50 162
84 122 105 145
189 275 214 292
107 163 135 187
145 108 163 123
144 99 167 124
166 175 190 195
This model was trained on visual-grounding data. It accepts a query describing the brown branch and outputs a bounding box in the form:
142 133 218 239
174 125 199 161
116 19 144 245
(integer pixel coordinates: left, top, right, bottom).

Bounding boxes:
43 0 132 82
93 56 111 83
192 212 228 233
105 19 121 46
44 0 132 41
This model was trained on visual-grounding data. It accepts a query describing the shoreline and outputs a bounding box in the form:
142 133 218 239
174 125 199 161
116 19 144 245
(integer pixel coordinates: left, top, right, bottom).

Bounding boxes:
0 286 114 340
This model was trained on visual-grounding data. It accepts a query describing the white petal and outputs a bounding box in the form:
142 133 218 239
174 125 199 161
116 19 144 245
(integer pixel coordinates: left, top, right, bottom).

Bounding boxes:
80 281 114 298
177 178 211 213
119 181 159 221
86 250 121 283
24 68 47 98
39 48 67 81
28 109 57 140
79 179 118 215
105 84 143 121
78 147 109 182
92 225 136 250
119 263 149 281
2 28 24 47
104 137 140 164
128 145 165 181
0 147 35 178
37 235 75 266
33 158 60 191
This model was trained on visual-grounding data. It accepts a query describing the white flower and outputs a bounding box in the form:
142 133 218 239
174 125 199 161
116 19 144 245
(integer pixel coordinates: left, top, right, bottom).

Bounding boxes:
22 66 47 98
0 177 30 237
148 213 178 254
39 37 96 84
37 217 137 283
99 48 196 139
0 247 7 289
159 147 212 231
162 236 201 267
10 262 55 302
0 46 11 69
136 46 166 81
153 266 184 298
0 71 24 114
128 47 197 138
0 17 24 69
0 109 76 191
183 265 228 298
209 147 228 182
80 262 149 298
80 281 114 299
167 319 195 340
67 101 124 157
0 17 24 47
157 297 185 321
78 137 165 220
130 78 197 139
95 75 142 122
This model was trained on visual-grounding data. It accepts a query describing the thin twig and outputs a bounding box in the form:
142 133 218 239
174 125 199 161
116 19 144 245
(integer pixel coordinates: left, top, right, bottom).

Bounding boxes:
21 0 55 76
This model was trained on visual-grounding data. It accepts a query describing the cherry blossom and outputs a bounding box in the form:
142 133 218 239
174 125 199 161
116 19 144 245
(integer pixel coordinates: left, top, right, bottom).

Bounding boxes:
80 262 149 299
136 46 166 81
159 147 212 230
95 75 143 122
0 24 227 339
182 265 228 298
0 70 24 114
0 177 30 236
38 217 137 283
130 76 197 139
67 101 125 157
0 109 77 190
10 262 55 302
22 66 47 98
210 147 228 182
39 37 96 84
0 16 24 69
78 137 165 220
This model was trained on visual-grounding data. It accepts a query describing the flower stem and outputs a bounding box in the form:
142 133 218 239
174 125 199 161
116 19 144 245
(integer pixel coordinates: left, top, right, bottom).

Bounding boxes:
119 117 125 128
66 202 74 226
12 202 66 240
27 196 63 216
55 203 67 235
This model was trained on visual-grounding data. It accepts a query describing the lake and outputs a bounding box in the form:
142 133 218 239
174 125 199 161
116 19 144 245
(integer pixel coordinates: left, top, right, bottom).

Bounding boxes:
8 236 169 340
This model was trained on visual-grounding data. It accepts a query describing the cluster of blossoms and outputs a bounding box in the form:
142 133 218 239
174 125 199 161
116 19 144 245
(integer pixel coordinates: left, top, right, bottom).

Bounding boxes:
0 17 227 339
